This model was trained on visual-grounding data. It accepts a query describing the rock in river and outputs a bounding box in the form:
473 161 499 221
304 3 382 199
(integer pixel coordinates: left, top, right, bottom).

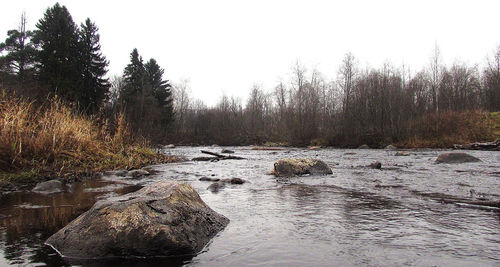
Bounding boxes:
32 179 64 194
384 144 397 150
436 152 481 164
273 158 332 177
368 161 382 169
45 180 229 259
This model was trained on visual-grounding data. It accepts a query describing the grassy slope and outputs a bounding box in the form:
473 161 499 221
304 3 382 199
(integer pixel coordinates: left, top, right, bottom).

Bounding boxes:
396 110 497 148
0 93 181 190
490 111 500 139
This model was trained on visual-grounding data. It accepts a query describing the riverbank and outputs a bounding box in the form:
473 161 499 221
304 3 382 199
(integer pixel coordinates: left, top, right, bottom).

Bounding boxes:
1 93 498 192
0 93 183 192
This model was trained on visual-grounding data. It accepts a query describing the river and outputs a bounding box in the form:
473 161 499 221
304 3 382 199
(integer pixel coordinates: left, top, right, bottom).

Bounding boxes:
0 147 499 266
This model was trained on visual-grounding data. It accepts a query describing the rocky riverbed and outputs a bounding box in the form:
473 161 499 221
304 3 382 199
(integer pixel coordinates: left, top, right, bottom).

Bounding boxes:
0 146 499 266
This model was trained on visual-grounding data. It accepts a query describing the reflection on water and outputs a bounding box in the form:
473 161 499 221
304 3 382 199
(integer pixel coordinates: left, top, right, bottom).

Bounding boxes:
0 146 499 266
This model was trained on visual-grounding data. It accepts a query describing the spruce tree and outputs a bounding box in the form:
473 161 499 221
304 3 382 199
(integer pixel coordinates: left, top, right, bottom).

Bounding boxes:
120 48 149 132
145 58 174 127
77 18 110 114
33 3 80 102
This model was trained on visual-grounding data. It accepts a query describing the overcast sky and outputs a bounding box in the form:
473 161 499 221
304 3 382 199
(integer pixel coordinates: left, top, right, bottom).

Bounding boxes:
1 0 500 105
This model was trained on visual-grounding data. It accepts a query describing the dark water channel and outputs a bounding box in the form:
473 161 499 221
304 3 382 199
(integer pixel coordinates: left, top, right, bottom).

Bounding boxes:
0 147 499 266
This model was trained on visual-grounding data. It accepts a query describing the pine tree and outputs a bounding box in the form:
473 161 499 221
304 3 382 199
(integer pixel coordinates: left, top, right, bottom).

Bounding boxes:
77 18 110 114
0 12 38 82
33 3 80 101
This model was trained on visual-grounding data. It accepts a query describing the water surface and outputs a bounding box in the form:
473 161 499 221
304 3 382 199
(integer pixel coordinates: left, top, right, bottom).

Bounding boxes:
0 147 499 266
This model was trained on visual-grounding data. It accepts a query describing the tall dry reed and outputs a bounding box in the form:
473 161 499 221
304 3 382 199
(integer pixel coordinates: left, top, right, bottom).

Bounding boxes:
0 92 170 174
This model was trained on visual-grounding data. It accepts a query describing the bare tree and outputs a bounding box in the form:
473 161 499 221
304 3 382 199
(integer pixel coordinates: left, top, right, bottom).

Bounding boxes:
338 52 358 116
429 43 442 114
172 79 191 136
483 46 500 111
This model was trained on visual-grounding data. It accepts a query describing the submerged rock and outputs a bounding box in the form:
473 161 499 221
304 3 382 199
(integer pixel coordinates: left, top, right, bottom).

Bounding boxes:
207 181 225 193
103 169 128 177
199 177 220 182
436 152 481 164
358 144 370 149
395 151 410 156
368 161 382 169
45 181 229 259
165 144 176 149
206 178 247 193
128 169 150 178
273 158 332 177
32 179 64 194
221 149 235 154
221 178 247 184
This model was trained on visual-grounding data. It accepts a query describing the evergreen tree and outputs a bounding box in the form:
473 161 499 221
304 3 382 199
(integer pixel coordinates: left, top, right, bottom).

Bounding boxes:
120 48 149 132
0 12 38 82
119 49 174 140
77 18 110 113
145 58 174 127
122 48 146 101
33 3 80 101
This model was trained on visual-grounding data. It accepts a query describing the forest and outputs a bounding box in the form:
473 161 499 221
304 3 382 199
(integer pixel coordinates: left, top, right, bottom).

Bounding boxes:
2 3 500 148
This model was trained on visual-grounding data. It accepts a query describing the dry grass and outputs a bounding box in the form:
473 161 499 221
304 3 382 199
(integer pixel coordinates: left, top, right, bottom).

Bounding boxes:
0 92 179 185
397 110 495 148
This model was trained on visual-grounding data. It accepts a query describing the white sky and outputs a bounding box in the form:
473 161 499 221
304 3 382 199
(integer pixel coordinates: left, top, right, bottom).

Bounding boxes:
1 0 500 105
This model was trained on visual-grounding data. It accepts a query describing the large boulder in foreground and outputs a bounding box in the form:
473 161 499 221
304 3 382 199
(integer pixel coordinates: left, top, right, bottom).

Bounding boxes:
273 158 332 177
45 181 229 259
436 152 481 164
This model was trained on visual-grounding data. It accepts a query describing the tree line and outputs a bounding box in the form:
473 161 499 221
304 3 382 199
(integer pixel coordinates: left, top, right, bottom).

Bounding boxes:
170 47 500 147
0 3 173 141
2 3 499 147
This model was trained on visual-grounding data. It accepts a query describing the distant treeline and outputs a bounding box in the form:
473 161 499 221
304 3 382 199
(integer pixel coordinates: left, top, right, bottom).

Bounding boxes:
1 3 499 147
170 49 499 147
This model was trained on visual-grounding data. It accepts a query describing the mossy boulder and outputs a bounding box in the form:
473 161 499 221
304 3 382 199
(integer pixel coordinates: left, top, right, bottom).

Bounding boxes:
45 181 229 259
273 158 332 177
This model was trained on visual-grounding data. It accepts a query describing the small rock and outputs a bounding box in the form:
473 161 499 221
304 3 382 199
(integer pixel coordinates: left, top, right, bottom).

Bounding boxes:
199 177 220 182
103 169 128 177
221 149 235 154
368 161 382 169
395 151 410 156
358 144 370 149
32 179 64 194
165 144 175 149
128 169 150 178
222 178 247 184
384 145 397 150
436 152 481 164
307 146 321 150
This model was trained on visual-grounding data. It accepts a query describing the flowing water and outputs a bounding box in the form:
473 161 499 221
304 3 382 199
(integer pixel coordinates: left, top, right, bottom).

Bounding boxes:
0 147 499 266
